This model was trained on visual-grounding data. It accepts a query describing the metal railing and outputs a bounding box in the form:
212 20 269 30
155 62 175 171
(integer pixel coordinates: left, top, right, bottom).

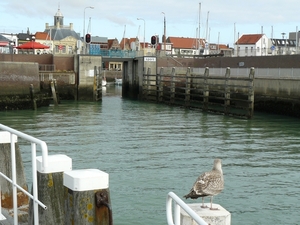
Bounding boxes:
166 192 208 225
0 124 48 225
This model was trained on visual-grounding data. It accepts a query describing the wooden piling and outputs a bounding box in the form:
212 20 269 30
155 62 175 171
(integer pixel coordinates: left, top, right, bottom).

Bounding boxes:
28 154 72 225
50 80 58 106
185 67 191 107
64 169 112 225
224 67 231 115
158 67 164 103
170 67 176 104
93 66 102 101
203 67 210 111
29 84 37 110
0 132 29 222
248 67 255 118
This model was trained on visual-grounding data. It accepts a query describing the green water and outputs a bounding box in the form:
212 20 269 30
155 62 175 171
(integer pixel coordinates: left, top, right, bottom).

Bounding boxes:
0 85 300 225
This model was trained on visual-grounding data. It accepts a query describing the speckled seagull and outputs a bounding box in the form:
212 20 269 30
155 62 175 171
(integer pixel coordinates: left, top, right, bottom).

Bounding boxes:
184 158 224 210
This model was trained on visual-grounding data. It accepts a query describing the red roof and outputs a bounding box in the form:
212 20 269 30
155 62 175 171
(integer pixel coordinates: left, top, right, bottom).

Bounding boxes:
167 37 205 49
35 32 51 40
236 34 263 45
0 41 9 47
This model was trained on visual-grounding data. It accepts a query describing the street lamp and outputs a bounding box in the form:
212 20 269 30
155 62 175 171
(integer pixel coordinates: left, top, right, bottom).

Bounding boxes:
162 12 166 55
83 6 94 53
137 18 145 51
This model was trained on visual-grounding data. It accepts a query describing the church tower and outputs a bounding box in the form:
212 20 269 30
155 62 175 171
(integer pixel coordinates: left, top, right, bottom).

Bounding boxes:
54 5 64 28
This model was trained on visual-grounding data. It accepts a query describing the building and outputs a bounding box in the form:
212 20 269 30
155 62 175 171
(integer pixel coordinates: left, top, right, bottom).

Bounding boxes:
0 34 12 54
34 32 52 54
44 7 82 54
166 37 206 57
235 34 269 56
269 38 297 55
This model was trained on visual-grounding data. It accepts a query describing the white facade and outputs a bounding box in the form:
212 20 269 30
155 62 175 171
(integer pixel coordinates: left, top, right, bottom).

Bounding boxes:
235 34 269 57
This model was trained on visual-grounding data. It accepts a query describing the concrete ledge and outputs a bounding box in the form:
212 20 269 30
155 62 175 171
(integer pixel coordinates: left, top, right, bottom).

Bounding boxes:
0 131 17 144
63 169 109 191
36 154 72 173
181 203 231 225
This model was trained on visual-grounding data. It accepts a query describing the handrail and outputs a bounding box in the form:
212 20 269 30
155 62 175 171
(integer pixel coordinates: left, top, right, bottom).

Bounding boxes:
166 191 208 225
0 124 48 225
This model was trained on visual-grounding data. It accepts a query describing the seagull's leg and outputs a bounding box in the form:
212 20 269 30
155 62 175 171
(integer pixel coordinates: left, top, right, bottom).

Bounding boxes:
209 196 219 210
201 197 208 208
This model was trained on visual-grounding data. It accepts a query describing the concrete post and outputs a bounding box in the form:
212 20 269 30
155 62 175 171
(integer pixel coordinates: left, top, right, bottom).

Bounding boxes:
203 67 210 111
181 203 231 225
64 169 112 225
224 67 231 115
185 67 191 107
28 154 72 225
170 67 176 104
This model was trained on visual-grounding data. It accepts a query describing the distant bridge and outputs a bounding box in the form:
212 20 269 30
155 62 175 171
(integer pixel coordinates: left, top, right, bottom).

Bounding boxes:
89 45 145 59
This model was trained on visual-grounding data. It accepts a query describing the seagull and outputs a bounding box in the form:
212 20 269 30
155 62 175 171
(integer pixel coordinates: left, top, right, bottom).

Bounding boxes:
184 158 224 210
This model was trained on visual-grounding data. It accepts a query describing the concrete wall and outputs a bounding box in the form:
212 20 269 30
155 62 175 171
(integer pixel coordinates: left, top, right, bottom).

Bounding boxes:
255 78 300 98
0 61 40 95
157 55 300 69
76 55 102 100
0 54 74 71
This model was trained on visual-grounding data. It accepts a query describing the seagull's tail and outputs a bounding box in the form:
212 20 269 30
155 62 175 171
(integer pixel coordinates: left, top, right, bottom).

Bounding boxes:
183 191 198 199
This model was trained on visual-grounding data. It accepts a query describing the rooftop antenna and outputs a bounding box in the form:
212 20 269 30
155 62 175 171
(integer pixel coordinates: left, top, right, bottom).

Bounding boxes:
123 25 126 50
198 2 201 50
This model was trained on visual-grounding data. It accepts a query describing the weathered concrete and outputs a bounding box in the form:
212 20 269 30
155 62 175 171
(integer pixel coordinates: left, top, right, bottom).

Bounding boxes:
123 56 156 100
0 131 29 224
181 203 231 225
63 169 112 225
76 55 102 100
0 62 40 96
28 154 72 225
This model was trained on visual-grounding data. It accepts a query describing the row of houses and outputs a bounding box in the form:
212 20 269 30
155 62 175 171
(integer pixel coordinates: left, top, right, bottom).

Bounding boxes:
1 7 300 58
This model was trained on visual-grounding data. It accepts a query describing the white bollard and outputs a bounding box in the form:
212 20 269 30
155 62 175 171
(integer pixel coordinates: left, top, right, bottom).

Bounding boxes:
63 169 112 225
181 203 231 225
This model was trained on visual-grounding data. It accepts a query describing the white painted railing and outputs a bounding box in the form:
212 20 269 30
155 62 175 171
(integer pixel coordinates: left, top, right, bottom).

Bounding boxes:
166 191 208 225
0 123 48 225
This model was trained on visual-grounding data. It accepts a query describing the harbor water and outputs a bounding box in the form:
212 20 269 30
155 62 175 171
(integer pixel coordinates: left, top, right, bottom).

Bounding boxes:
0 85 299 225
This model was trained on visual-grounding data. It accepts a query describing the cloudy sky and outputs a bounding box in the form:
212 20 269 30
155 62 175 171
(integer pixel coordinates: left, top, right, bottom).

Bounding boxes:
0 0 299 47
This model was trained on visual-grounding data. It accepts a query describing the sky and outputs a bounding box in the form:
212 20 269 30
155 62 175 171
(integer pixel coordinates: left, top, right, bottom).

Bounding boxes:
1 0 299 47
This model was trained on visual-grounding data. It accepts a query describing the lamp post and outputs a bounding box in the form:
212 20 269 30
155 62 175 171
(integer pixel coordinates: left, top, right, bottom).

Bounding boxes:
137 18 145 51
83 6 94 53
162 12 166 55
